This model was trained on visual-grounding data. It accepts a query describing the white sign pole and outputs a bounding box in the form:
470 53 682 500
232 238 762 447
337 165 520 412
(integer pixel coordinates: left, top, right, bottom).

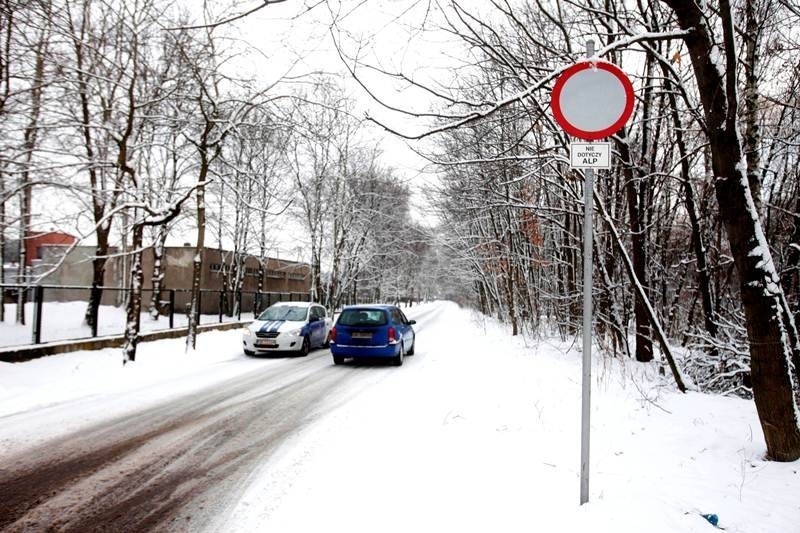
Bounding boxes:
579 39 595 506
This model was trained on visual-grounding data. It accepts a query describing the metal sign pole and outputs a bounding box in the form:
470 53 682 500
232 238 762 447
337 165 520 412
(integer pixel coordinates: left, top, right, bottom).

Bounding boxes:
580 39 595 506
580 166 593 505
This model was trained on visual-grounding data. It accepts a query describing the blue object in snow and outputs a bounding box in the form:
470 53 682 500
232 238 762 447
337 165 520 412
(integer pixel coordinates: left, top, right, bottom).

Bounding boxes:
701 514 719 527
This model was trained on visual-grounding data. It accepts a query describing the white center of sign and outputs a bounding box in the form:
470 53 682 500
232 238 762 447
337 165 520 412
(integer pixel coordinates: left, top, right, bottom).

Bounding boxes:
558 68 628 132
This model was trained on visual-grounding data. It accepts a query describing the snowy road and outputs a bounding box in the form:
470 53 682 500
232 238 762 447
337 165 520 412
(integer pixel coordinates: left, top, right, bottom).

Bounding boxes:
0 304 439 532
1 301 797 533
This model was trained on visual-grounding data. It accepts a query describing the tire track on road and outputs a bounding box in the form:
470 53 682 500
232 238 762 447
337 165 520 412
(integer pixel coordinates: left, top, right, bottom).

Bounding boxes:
0 351 370 532
0 303 447 532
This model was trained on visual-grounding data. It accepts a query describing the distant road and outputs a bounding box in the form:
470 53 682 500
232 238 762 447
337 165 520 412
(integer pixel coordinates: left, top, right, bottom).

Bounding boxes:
0 303 441 532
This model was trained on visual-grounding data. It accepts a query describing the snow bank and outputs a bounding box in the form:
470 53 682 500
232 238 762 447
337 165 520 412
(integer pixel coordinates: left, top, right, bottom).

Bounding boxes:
0 301 247 347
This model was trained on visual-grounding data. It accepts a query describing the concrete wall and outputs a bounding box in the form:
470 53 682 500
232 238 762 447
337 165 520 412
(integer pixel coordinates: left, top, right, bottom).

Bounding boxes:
25 244 311 315
36 246 122 305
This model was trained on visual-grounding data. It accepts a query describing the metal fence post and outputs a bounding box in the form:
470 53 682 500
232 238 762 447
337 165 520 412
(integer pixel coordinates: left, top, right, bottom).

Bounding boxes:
90 292 99 338
197 291 202 325
31 285 44 344
169 289 175 329
237 291 242 320
219 290 224 323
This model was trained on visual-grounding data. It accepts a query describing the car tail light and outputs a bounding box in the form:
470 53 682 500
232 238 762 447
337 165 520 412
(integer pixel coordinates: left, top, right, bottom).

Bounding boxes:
330 327 336 342
388 327 397 343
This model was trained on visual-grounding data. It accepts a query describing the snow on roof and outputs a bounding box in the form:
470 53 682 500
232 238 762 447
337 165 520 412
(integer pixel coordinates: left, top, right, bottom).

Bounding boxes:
342 304 395 310
271 301 316 308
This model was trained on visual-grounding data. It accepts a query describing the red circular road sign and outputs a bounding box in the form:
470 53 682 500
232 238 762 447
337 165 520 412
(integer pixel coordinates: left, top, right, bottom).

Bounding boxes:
551 60 634 140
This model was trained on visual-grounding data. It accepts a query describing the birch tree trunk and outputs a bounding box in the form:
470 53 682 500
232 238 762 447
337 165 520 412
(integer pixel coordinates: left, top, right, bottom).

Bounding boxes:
187 151 209 350
123 222 144 364
148 223 168 320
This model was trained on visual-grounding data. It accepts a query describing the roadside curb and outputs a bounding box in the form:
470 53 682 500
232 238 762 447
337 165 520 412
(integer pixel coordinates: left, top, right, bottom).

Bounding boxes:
0 321 250 363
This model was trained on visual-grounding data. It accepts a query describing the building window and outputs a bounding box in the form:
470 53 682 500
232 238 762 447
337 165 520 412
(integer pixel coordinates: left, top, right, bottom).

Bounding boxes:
288 273 306 281
210 263 229 273
245 267 259 277
267 270 284 279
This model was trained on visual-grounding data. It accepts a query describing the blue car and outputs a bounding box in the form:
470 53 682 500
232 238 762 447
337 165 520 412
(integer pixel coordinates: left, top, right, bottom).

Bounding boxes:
330 305 416 366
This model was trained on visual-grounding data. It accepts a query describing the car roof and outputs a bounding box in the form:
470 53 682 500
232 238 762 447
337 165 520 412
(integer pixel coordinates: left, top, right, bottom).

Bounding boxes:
342 304 395 311
271 301 317 308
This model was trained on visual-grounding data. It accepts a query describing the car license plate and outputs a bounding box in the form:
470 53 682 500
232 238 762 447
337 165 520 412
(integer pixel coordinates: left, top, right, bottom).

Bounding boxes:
255 340 278 348
352 332 372 339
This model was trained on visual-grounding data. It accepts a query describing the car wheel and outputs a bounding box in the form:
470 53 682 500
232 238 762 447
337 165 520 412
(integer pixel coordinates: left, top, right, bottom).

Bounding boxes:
299 336 310 357
244 349 255 356
392 342 405 367
333 354 344 365
406 337 415 355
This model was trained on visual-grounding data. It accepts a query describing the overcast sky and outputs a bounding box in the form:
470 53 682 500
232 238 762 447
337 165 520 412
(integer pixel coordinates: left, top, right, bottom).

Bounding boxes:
219 0 471 219
161 0 472 257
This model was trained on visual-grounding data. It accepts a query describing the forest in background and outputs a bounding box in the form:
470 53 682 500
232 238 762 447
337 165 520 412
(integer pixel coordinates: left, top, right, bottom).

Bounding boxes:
330 0 800 461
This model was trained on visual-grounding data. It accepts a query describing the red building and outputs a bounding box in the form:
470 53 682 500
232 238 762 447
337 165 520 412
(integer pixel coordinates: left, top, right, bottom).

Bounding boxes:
26 231 76 266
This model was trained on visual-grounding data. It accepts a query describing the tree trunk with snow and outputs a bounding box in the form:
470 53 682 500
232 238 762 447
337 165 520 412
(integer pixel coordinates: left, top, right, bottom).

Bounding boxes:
123 222 144 364
187 171 207 351
148 224 168 320
64 1 126 332
742 0 765 218
85 231 108 330
663 0 800 460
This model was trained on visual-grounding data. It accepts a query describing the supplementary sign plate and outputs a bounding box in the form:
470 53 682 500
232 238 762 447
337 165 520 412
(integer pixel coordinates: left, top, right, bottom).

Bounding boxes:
570 143 610 169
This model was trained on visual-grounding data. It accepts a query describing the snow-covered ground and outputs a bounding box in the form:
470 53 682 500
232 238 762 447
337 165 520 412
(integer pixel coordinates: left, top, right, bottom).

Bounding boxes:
1 301 797 532
0 301 248 347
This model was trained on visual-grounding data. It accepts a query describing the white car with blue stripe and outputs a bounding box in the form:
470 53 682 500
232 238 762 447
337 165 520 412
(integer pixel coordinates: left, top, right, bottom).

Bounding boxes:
242 301 332 356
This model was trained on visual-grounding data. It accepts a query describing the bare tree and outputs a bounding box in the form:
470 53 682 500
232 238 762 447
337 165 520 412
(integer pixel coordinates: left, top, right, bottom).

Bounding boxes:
330 0 799 459
662 0 800 461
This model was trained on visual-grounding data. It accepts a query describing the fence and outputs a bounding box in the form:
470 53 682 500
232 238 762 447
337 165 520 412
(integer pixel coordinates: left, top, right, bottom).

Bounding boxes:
0 284 311 348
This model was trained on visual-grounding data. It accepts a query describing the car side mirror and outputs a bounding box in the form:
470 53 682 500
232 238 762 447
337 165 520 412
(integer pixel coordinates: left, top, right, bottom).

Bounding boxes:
408 320 417 325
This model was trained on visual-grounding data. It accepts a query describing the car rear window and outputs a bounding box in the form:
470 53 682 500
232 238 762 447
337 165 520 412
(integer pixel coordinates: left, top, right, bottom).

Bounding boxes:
338 309 388 326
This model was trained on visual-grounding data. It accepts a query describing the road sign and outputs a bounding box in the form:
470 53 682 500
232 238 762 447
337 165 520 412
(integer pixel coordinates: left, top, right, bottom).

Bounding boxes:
551 60 634 140
570 143 610 169
548 40 635 508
